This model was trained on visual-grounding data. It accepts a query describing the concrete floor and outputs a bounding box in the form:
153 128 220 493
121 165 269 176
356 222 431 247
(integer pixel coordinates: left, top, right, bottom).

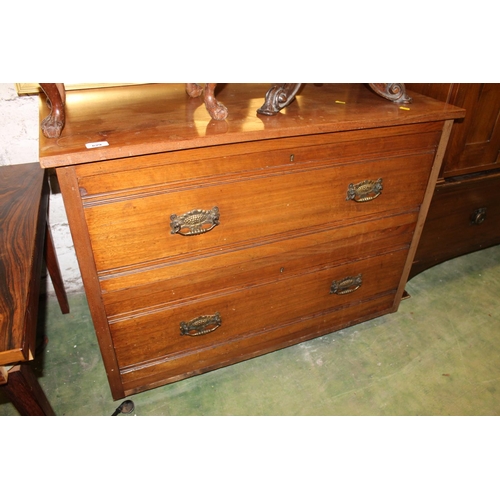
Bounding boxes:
1 245 500 416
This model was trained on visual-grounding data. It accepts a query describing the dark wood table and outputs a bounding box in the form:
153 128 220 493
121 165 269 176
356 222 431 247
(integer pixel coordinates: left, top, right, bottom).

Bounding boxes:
0 163 69 416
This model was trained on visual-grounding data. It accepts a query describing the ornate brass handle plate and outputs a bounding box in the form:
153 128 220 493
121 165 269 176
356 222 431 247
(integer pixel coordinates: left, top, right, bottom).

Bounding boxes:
330 274 363 295
170 207 220 236
180 313 222 337
346 178 383 203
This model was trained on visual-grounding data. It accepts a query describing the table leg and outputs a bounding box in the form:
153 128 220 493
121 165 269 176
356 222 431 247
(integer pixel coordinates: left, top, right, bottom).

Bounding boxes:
45 221 70 314
0 364 56 416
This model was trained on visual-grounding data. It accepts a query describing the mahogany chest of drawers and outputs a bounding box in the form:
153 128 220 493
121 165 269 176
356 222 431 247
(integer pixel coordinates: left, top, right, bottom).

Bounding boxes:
38 83 464 399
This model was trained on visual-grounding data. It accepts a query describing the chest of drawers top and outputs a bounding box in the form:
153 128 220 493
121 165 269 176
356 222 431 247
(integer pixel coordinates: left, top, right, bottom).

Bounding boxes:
38 83 464 169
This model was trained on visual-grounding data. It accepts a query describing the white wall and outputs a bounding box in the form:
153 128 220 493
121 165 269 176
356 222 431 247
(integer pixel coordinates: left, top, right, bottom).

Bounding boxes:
0 83 83 294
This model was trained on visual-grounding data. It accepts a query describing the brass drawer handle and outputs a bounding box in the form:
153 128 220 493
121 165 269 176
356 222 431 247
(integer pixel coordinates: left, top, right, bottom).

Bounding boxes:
330 274 363 295
471 207 487 225
180 313 222 337
170 207 220 236
346 178 383 202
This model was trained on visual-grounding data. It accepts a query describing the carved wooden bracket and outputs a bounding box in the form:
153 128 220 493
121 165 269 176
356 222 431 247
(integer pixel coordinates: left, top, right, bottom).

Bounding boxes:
39 83 66 139
257 83 412 117
186 83 228 121
367 83 412 104
256 84 302 116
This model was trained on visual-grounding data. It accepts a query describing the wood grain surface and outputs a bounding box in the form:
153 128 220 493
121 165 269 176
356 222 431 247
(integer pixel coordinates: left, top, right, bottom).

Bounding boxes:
39 83 465 168
0 163 47 365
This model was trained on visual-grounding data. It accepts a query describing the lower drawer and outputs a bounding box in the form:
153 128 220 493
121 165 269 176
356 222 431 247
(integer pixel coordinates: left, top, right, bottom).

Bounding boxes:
118 292 397 395
411 170 500 277
110 249 408 383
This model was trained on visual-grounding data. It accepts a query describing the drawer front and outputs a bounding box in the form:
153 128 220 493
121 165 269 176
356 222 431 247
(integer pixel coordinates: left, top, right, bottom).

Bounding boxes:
119 292 397 395
84 153 433 272
412 171 500 275
109 249 408 370
101 211 418 317
75 122 442 196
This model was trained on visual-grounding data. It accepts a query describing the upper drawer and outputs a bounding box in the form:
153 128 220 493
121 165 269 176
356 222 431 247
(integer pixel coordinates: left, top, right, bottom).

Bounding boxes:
84 153 434 272
75 122 443 196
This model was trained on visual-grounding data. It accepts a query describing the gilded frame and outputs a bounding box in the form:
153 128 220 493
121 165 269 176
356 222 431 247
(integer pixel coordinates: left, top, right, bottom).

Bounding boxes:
15 83 142 95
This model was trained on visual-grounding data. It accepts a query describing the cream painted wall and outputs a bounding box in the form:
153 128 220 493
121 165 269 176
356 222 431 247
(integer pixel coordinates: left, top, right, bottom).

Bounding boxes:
0 83 83 294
